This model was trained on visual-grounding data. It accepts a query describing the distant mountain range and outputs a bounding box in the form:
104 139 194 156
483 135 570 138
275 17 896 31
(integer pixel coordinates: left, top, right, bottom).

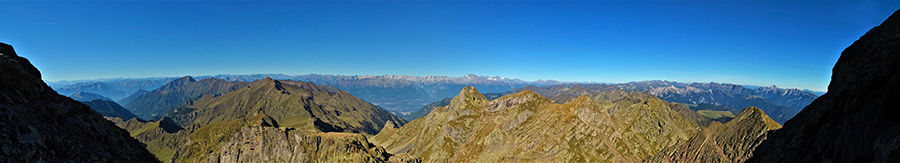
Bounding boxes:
49 77 178 100
51 73 822 122
51 74 564 114
68 91 113 101
500 81 817 124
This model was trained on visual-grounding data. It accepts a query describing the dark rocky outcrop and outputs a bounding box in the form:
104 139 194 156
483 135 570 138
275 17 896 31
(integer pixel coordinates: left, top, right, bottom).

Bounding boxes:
748 9 900 162
0 43 157 162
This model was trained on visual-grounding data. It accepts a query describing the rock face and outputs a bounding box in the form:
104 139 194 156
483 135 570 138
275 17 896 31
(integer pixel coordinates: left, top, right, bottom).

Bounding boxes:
748 9 900 162
82 99 139 120
372 87 704 162
648 107 782 163
0 43 157 162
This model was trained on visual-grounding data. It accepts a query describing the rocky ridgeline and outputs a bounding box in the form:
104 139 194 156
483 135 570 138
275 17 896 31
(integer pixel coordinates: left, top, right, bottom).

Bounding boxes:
0 43 157 162
373 86 711 162
648 107 782 162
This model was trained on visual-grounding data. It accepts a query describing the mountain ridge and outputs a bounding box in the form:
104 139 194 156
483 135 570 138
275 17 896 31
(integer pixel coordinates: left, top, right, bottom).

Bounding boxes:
0 42 157 162
373 87 705 162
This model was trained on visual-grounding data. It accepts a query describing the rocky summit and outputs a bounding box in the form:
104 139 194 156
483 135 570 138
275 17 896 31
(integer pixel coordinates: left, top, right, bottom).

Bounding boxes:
748 9 900 162
0 43 157 162
372 86 707 162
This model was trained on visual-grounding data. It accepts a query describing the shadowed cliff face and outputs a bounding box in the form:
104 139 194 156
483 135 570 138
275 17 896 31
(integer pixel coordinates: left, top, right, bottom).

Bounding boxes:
748 9 900 163
0 43 157 162
373 86 704 162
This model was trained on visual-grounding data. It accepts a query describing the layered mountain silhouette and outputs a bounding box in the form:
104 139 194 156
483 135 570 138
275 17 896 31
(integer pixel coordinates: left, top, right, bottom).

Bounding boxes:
111 77 411 162
68 91 113 101
58 73 560 115
748 9 900 162
50 77 176 100
82 99 140 120
124 76 252 120
0 43 156 162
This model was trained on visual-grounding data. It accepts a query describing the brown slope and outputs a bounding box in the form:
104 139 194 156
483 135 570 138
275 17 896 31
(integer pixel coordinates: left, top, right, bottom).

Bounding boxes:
648 107 782 163
372 86 701 162
748 9 900 163
0 43 157 162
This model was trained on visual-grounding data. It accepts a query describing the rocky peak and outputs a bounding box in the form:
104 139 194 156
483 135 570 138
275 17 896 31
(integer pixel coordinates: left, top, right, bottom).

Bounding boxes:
159 75 196 89
450 86 487 109
0 43 42 79
727 107 782 129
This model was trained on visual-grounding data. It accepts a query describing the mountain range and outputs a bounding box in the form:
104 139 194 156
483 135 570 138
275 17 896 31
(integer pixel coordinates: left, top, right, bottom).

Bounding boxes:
493 81 817 124
59 73 819 124
52 74 564 114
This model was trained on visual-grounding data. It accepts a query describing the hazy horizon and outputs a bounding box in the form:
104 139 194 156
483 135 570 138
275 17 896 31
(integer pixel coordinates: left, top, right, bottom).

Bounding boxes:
4 1 898 92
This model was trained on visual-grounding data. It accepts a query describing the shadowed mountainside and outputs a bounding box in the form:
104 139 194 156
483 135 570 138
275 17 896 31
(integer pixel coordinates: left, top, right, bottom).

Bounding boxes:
0 43 157 162
748 9 900 162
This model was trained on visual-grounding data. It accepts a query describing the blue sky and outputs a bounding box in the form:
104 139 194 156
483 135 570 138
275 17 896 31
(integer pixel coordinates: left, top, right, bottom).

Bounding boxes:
1 1 897 91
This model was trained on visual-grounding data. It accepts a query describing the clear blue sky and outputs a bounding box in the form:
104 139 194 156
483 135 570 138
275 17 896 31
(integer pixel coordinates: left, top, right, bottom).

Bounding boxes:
1 1 897 91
